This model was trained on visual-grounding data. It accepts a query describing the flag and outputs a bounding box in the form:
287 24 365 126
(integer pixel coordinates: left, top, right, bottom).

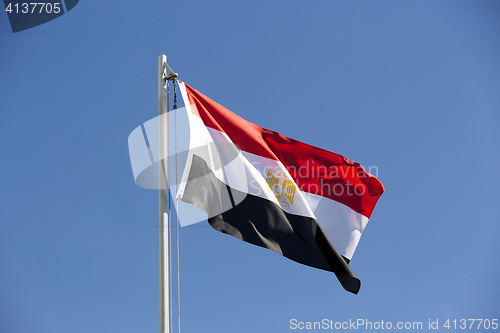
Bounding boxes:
176 82 384 294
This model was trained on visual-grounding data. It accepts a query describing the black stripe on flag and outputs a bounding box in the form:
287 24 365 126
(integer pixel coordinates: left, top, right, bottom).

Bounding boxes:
181 155 361 294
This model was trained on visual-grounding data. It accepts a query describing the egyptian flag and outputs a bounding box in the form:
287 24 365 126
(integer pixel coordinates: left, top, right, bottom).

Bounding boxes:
176 82 384 294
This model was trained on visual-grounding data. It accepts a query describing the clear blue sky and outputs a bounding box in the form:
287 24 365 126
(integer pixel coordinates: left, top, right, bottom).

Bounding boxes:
1 1 499 332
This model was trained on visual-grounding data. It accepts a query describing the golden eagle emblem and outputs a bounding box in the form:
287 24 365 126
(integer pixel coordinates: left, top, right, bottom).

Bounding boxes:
266 170 296 210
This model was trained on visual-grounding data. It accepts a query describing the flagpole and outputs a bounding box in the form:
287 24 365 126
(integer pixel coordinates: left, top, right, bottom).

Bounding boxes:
158 54 169 333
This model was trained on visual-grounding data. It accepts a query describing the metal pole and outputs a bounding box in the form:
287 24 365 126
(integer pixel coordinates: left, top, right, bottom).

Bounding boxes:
158 54 169 333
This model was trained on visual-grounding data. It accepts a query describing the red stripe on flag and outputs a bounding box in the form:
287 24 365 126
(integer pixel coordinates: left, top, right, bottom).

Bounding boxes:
183 83 384 218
